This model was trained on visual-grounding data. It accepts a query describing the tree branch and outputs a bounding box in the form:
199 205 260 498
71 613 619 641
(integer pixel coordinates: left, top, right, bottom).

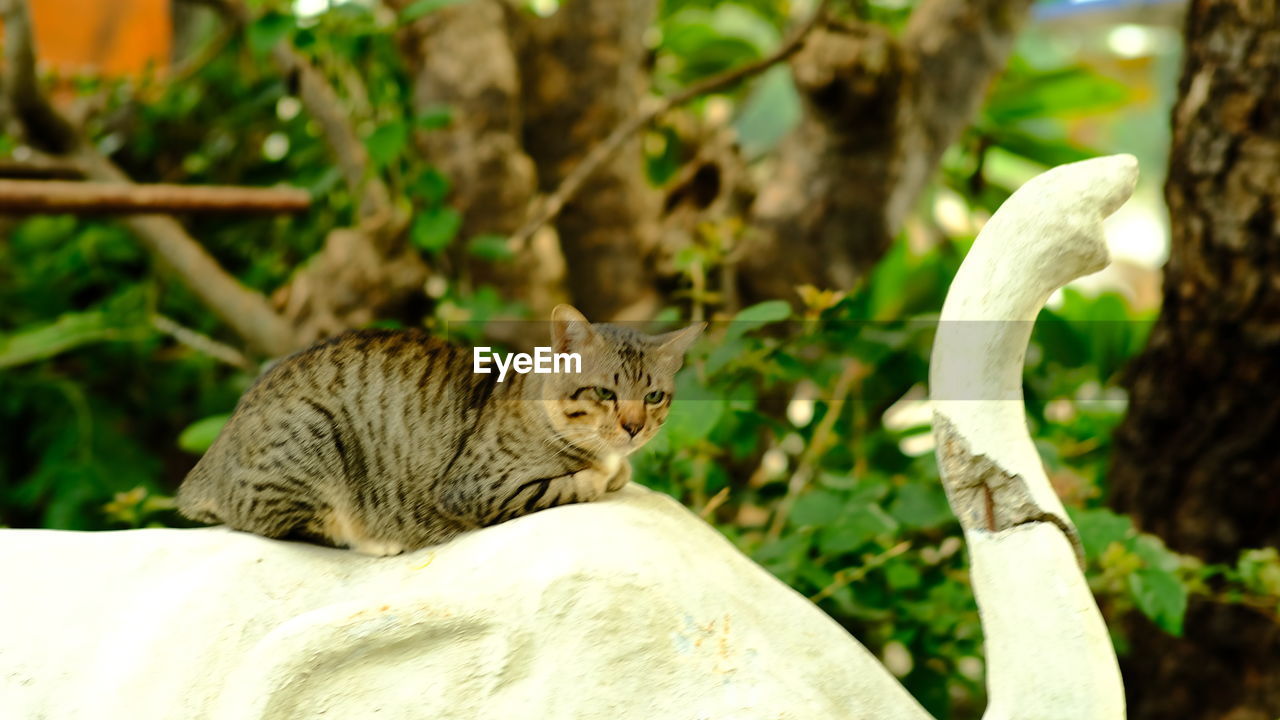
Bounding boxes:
740 0 1034 302
0 180 311 214
509 0 831 250
0 0 297 357
150 314 255 371
904 0 1030 152
73 153 300 357
217 0 393 227
892 0 1035 226
0 153 83 179
0 0 78 153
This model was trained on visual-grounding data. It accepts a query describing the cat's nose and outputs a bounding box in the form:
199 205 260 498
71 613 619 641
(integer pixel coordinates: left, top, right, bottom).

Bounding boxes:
621 420 644 437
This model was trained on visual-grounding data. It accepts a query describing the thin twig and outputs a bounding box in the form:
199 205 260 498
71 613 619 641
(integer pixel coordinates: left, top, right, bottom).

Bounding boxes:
767 357 865 541
809 541 912 605
509 0 832 249
700 486 731 520
151 315 256 371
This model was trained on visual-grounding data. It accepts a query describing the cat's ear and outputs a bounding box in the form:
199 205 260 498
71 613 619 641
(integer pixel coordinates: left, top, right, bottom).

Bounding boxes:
551 304 596 354
654 322 705 364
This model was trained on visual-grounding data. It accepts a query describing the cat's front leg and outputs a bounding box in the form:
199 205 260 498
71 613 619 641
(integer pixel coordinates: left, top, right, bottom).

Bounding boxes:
485 455 625 526
552 459 615 504
556 453 630 497
605 457 631 492
512 458 616 514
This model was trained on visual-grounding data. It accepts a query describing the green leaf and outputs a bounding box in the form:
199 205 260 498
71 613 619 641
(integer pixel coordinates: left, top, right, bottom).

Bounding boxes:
651 307 682 325
365 121 409 168
248 12 293 56
702 336 745 375
662 372 725 446
1128 568 1188 636
0 293 149 369
1238 548 1280 596
818 504 897 555
178 414 232 454
727 300 790 339
885 560 922 590
416 104 453 130
660 4 779 83
400 0 466 23
986 66 1130 123
888 482 954 530
986 128 1096 168
818 524 868 555
1068 507 1133 562
752 532 810 580
1128 533 1181 573
733 65 800 157
467 233 514 261
411 207 462 252
790 489 843 528
704 4 779 54
411 168 451 205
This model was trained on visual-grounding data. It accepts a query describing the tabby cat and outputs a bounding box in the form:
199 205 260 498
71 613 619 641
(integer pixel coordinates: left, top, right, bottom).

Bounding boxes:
176 305 703 556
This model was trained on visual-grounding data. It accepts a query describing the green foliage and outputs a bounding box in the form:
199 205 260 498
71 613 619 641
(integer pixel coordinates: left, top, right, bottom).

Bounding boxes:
0 289 150 370
399 0 468 24
177 414 232 455
466 234 515 261
412 206 463 253
2 4 1273 720
659 3 778 84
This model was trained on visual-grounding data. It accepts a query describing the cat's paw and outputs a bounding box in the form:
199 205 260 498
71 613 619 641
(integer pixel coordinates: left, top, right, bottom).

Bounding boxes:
565 462 614 499
348 539 406 557
606 459 631 492
576 467 612 497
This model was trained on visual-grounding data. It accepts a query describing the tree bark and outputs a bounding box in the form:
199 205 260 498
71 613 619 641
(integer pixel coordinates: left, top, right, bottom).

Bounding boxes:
1108 2 1280 718
391 0 569 330
395 0 535 240
519 0 662 321
388 0 1033 321
741 22 908 299
740 0 1034 302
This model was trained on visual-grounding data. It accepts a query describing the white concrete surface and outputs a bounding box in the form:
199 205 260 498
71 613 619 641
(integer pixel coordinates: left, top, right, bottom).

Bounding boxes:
0 484 929 720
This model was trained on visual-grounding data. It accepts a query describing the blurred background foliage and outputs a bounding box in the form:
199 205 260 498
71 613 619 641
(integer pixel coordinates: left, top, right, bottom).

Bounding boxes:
1 0 1277 718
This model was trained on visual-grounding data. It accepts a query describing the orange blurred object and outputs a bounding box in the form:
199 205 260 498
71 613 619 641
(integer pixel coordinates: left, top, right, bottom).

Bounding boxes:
22 0 171 77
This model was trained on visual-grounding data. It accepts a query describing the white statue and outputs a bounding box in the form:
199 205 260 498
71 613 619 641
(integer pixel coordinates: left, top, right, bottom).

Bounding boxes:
0 154 1137 720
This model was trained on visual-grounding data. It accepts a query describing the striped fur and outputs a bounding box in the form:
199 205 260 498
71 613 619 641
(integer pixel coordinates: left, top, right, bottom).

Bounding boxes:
176 305 702 556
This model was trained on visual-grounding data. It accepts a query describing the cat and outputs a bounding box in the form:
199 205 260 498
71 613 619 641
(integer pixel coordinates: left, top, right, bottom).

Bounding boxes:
175 305 703 556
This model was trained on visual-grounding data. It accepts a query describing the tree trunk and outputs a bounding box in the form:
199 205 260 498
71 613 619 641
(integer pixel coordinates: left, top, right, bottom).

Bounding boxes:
741 0 1034 302
1108 2 1280 718
391 0 566 329
519 0 663 321
387 0 1034 323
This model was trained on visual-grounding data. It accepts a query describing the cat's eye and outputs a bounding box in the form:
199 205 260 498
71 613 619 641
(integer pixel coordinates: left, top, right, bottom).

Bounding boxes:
594 387 616 401
644 390 665 404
